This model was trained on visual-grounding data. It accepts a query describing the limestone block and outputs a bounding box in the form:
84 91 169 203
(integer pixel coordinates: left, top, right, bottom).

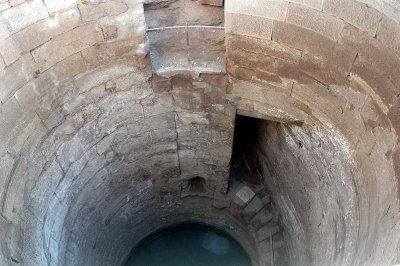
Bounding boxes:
14 8 80 53
0 54 37 103
78 1 127 22
233 185 255 207
250 208 273 230
143 94 174 117
258 233 285 253
323 0 382 36
0 36 22 66
74 60 137 93
227 35 302 64
228 64 281 85
350 56 398 107
125 115 175 141
0 19 11 42
52 53 87 81
256 222 280 242
226 0 288 21
44 0 77 13
286 3 344 41
225 13 273 40
98 9 145 42
0 98 23 152
228 48 275 75
14 82 40 113
172 89 204 112
1 0 48 33
288 0 323 10
0 153 14 211
213 191 231 209
272 21 357 78
242 197 264 221
29 160 64 218
0 0 10 12
81 39 143 68
388 99 400 134
6 110 44 156
0 55 4 71
341 25 400 89
102 26 119 41
10 0 27 6
31 23 103 71
201 0 223 7
357 0 400 24
377 17 400 57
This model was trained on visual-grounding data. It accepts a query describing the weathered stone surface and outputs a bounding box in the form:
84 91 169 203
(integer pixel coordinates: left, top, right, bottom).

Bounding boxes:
272 21 357 82
341 24 400 89
388 99 400 134
0 2 399 266
0 0 10 12
0 54 37 103
144 0 223 28
102 25 119 41
0 152 14 210
0 36 21 66
286 3 344 41
0 98 24 152
201 0 223 7
377 17 400 57
350 55 398 107
242 197 264 221
9 0 26 6
233 185 255 207
250 208 273 230
31 23 103 71
213 192 231 209
256 222 280 242
14 8 80 53
1 0 48 33
78 1 127 22
289 0 324 10
44 0 77 13
81 38 144 68
228 47 275 72
227 34 302 63
226 0 288 21
323 0 382 36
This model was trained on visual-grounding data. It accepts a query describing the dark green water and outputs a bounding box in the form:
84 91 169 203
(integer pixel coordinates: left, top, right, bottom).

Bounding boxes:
125 225 252 266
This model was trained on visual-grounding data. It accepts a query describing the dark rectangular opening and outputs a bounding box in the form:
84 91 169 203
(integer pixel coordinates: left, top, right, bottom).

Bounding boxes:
229 115 265 188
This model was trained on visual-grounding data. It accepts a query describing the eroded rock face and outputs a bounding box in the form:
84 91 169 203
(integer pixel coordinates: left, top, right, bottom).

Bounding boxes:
0 0 399 266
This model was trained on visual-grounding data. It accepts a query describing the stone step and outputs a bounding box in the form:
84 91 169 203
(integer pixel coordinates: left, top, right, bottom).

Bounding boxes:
250 208 273 230
242 196 264 221
256 222 280 242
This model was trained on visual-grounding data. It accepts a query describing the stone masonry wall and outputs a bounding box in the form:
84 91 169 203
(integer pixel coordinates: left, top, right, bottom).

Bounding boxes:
0 0 237 265
225 0 400 265
0 0 399 266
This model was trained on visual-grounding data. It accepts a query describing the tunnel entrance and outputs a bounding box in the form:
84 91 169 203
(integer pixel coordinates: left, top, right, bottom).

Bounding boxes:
124 223 252 266
229 115 264 186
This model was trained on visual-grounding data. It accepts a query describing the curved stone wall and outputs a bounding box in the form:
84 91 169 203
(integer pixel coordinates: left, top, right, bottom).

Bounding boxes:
226 0 400 265
0 0 399 266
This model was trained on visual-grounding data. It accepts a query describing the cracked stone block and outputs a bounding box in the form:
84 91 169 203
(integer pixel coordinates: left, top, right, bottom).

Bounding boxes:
242 196 264 221
233 185 255 207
